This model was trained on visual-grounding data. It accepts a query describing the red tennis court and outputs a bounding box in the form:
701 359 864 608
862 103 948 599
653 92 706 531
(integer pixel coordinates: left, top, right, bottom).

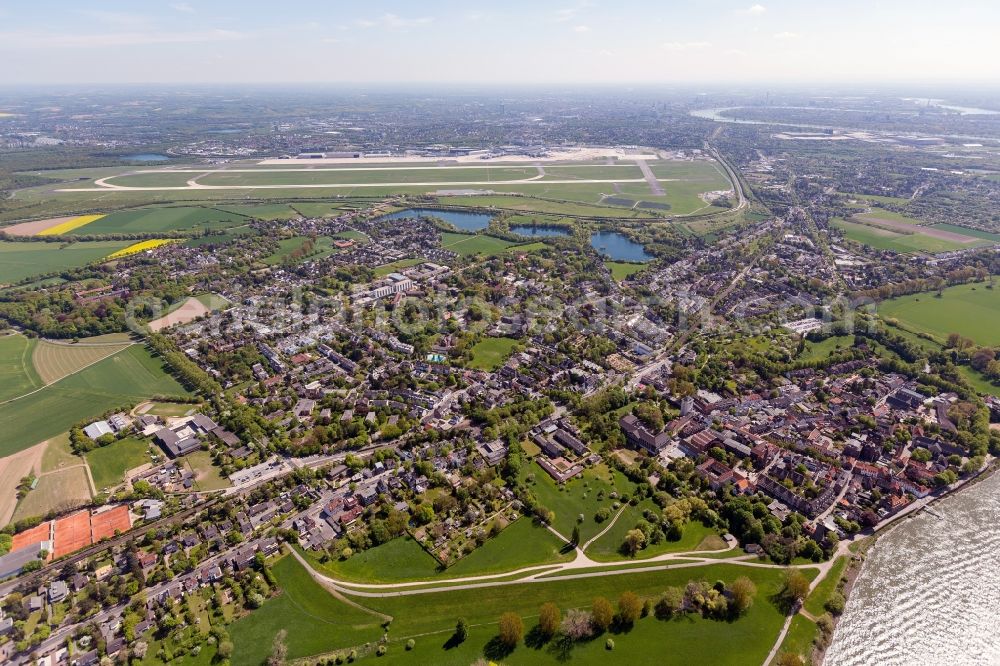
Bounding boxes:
91 505 131 541
10 522 51 552
53 510 91 558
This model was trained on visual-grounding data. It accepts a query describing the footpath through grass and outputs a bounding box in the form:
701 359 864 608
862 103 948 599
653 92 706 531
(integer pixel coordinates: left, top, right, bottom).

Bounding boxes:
584 499 721 562
520 461 638 544
366 563 812 666
304 519 571 585
229 555 384 666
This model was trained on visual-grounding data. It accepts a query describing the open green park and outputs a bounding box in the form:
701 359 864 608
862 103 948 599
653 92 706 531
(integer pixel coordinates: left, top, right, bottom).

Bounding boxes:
467 336 520 371
0 344 191 457
520 461 637 544
606 261 646 281
305 518 571 585
584 499 723 562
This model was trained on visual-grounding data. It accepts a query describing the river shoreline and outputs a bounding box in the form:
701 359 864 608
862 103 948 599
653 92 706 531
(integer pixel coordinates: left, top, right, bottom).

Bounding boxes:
823 457 1000 664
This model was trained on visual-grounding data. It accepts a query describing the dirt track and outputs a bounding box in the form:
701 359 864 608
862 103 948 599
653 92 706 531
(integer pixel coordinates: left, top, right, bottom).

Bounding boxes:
148 297 211 332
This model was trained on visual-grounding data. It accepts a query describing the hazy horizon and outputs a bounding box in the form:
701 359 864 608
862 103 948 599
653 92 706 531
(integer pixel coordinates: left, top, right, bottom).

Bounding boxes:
3 0 1000 85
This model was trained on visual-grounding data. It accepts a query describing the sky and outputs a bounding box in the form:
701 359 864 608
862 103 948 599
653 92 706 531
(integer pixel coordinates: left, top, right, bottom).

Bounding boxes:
2 0 999 85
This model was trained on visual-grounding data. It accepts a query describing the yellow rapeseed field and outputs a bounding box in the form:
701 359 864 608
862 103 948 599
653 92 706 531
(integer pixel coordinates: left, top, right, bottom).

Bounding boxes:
106 239 177 259
38 214 106 236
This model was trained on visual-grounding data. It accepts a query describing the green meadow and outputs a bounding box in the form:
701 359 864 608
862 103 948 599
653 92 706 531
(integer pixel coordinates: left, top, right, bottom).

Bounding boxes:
85 436 153 492
879 282 1000 346
606 261 646 281
467 336 520 370
0 240 131 284
0 334 42 401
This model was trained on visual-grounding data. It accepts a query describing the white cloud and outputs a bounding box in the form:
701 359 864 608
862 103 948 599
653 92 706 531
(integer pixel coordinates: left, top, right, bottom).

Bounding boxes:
573 25 591 33
77 10 152 27
170 3 195 13
355 13 433 31
773 31 800 40
553 2 592 23
743 4 767 15
662 41 712 51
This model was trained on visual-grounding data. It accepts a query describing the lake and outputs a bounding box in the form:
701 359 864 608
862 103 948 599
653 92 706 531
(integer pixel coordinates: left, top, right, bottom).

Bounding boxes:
377 208 493 232
123 153 169 162
590 231 653 262
509 225 571 238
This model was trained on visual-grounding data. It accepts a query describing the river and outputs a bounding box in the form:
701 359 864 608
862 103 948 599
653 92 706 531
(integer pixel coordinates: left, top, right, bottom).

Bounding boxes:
825 470 1000 665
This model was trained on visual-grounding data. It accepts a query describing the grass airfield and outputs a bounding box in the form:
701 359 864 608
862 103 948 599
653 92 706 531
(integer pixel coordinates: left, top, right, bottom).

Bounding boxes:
4 153 735 224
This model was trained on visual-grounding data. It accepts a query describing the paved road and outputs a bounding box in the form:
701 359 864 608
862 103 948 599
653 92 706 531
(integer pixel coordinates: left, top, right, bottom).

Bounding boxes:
635 160 666 196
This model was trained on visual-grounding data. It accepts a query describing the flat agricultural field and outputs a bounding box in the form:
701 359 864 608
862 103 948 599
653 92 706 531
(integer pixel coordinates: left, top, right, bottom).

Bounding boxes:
878 282 1000 346
262 236 336 265
85 437 152 492
214 203 301 220
831 218 985 254
147 293 229 332
3 215 96 236
12 466 91 523
0 344 191 458
40 432 80 474
467 337 520 370
0 334 42 401
0 441 47 526
67 206 250 235
0 240 132 284
32 338 133 385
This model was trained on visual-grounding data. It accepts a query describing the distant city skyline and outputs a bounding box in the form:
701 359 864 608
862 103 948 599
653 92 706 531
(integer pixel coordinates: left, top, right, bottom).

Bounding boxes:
2 0 999 85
